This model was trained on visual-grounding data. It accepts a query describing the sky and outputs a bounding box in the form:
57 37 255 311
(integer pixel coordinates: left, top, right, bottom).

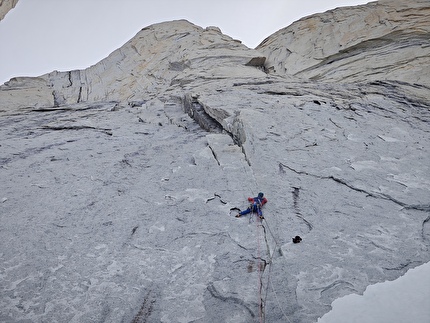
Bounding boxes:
0 0 370 85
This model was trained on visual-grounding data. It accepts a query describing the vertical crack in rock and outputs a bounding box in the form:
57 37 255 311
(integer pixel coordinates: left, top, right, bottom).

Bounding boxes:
260 225 272 262
291 186 313 231
131 226 139 235
292 187 300 211
181 93 252 166
77 86 82 103
131 290 156 323
279 162 286 174
422 215 430 241
240 145 252 167
67 71 73 87
259 227 269 321
182 94 223 133
208 143 221 166
52 90 64 107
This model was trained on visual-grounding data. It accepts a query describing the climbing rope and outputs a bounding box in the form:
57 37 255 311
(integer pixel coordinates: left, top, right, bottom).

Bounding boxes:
239 174 291 322
260 216 293 323
264 218 291 323
262 217 279 248
256 213 265 323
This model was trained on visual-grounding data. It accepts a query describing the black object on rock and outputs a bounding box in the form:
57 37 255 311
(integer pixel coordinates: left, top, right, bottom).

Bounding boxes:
292 236 302 243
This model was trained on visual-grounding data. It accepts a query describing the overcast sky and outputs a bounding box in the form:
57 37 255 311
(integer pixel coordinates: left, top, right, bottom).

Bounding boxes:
0 0 370 84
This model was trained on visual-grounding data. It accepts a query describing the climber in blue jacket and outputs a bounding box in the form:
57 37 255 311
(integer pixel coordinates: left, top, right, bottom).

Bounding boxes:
236 192 267 219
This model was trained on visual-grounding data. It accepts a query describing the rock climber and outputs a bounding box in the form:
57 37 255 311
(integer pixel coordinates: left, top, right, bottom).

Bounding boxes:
236 192 267 219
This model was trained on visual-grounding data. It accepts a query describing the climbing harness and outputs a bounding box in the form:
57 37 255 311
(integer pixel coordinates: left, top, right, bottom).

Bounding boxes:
248 202 263 224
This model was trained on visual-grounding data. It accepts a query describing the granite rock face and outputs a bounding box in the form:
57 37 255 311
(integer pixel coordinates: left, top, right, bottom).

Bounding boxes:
1 1 429 323
257 0 430 87
0 20 266 110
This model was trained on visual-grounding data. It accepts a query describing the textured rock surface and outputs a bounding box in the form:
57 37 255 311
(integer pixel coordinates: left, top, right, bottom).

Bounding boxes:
0 20 266 110
0 0 19 21
257 0 430 87
1 1 429 323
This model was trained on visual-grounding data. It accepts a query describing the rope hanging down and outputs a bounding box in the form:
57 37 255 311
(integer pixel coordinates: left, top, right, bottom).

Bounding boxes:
256 211 292 323
261 217 292 323
256 216 264 323
235 180 290 322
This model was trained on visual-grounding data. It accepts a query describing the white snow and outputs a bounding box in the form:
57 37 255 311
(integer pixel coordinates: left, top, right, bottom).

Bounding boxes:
317 261 430 323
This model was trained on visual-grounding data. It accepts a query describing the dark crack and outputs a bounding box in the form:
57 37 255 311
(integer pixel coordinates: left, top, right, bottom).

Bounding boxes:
329 177 410 209
207 283 256 319
406 204 430 212
182 94 223 133
181 94 252 167
206 193 227 204
312 280 356 297
208 144 221 166
382 260 421 272
422 215 430 241
233 80 275 87
279 162 426 210
41 125 113 136
77 86 82 103
67 71 72 87
259 225 272 264
291 186 313 231
370 241 394 252
169 61 190 72
278 162 286 174
245 56 266 67
131 226 139 235
131 289 156 323
2 142 70 166
329 117 342 128
52 90 64 107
